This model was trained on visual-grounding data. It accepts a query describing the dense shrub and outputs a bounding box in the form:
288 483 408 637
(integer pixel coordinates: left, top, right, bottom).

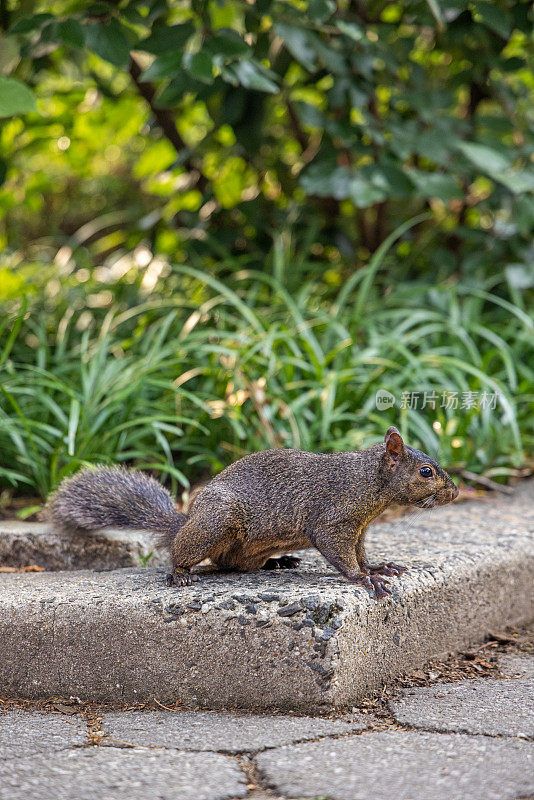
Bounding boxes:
1 2 532 499
2 0 533 271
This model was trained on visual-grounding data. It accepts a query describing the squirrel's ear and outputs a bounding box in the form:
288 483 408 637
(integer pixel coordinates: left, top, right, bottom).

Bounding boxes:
384 426 405 465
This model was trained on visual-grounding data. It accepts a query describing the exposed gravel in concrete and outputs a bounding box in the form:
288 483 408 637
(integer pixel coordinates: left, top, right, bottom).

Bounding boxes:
0 748 247 800
101 709 371 753
0 711 87 760
499 653 534 678
254 730 534 800
0 520 168 570
1 480 532 710
389 678 534 738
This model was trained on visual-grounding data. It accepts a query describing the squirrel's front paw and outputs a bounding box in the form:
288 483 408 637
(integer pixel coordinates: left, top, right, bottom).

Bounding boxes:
166 571 200 587
368 562 407 577
353 573 392 599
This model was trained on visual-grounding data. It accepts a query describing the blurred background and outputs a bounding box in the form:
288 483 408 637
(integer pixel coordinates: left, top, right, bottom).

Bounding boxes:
0 0 533 511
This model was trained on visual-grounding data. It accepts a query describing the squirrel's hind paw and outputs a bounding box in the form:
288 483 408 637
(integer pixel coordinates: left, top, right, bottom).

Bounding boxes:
166 571 200 587
262 555 301 570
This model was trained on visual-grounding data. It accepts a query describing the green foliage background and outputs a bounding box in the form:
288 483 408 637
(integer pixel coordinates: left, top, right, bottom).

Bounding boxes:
0 0 533 500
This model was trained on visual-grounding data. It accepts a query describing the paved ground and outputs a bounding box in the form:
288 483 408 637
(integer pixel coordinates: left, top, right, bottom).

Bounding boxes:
1 480 533 710
1 650 532 800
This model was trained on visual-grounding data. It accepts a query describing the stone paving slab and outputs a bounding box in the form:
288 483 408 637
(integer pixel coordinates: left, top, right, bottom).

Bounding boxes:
0 481 532 710
1 658 533 800
0 520 168 570
254 731 534 800
0 747 247 800
390 678 534 738
0 711 87 759
499 653 534 679
101 709 370 752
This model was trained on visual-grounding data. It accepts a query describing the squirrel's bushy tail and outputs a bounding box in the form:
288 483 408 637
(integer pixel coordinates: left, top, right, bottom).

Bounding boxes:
44 466 187 549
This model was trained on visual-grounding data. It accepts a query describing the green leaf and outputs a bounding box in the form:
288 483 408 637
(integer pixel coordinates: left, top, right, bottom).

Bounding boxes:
348 178 387 207
458 141 534 195
205 30 250 59
138 23 195 55
473 2 511 38
501 57 525 72
0 75 37 118
295 101 326 129
361 164 414 198
140 51 183 81
274 23 317 72
56 19 84 49
121 5 147 26
220 65 239 87
350 85 367 108
84 19 131 67
496 170 534 195
155 75 190 107
9 13 53 33
0 35 19 73
415 130 452 165
313 38 346 74
457 142 510 173
230 60 278 93
405 169 463 200
335 20 364 41
307 0 336 23
300 163 389 206
185 50 213 84
300 164 353 198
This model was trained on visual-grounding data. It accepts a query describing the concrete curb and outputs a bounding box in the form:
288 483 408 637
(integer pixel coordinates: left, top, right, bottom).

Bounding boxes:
0 482 532 711
0 521 168 570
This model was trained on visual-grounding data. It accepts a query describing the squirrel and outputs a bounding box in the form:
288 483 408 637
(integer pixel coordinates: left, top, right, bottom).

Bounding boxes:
45 426 458 599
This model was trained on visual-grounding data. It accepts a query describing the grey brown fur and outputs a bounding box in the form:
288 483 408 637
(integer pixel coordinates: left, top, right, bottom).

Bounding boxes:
46 467 186 550
45 427 458 598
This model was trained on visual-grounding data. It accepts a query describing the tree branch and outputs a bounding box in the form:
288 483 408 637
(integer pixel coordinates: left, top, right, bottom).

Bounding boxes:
286 100 309 152
128 56 208 194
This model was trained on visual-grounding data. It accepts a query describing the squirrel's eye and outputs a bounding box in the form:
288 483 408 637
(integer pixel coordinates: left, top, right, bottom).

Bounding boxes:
419 466 433 478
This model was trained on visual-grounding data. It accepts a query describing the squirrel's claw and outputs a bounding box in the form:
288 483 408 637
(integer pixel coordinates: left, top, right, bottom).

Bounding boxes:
370 575 392 598
369 562 407 577
353 573 392 599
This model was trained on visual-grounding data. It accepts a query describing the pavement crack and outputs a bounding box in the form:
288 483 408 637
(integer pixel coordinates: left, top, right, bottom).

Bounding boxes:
387 721 534 742
231 754 281 799
80 706 105 747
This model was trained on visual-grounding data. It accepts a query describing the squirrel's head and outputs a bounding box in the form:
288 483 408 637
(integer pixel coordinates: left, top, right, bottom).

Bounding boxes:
381 426 458 509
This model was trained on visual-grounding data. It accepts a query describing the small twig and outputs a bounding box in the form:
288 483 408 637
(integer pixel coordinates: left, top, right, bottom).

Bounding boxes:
153 697 178 712
452 469 514 495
